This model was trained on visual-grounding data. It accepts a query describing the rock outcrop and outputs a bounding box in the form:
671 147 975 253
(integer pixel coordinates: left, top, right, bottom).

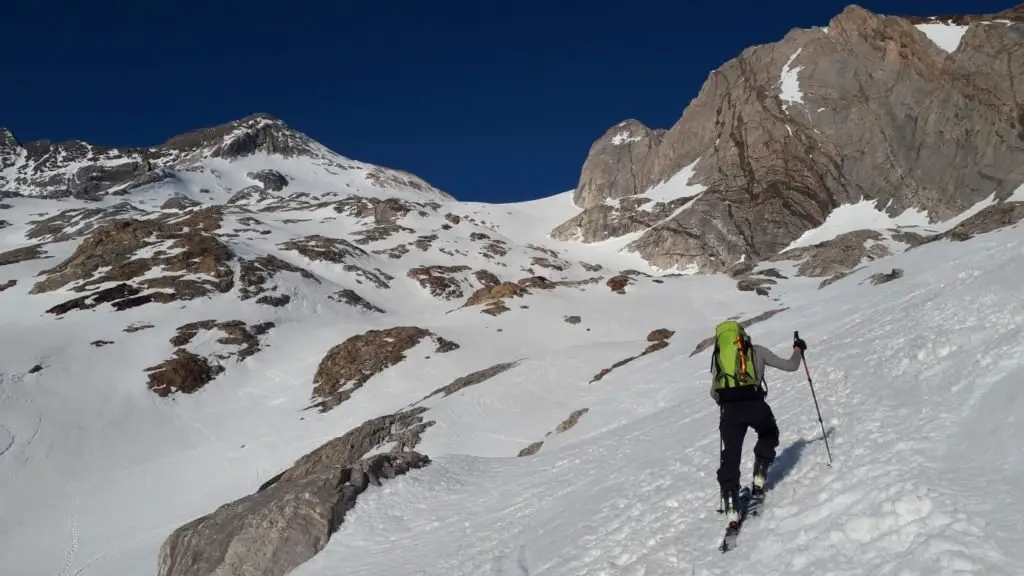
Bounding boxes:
552 4 1024 273
146 320 274 396
33 208 235 313
772 230 891 277
868 268 904 285
328 288 386 313
517 407 591 457
146 350 226 397
920 201 1024 244
590 328 676 383
158 450 429 576
311 327 459 412
407 265 473 300
421 361 520 401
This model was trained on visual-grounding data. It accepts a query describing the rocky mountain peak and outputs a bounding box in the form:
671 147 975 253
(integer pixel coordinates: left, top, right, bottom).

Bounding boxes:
0 127 19 149
159 112 312 160
606 119 657 146
0 128 21 175
554 2 1024 274
571 119 666 210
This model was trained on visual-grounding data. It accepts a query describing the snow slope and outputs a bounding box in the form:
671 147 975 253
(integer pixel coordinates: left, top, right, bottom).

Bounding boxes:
294 219 1024 576
1 143 1023 576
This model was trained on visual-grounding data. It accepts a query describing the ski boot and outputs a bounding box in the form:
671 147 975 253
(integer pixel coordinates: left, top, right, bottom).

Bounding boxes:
748 457 771 518
718 486 749 552
722 488 741 528
751 456 772 497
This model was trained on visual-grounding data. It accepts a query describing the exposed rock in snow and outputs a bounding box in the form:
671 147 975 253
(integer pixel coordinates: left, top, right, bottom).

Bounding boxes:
246 169 288 192
590 329 675 383
0 244 49 266
772 229 891 277
867 267 904 285
311 327 459 412
158 451 430 576
146 350 226 397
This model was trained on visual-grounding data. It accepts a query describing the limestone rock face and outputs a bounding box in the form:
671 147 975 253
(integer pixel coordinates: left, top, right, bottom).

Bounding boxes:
553 5 1024 273
157 451 429 576
572 119 667 210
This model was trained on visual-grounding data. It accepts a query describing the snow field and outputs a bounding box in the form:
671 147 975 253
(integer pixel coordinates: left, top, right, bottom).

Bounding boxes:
295 225 1024 576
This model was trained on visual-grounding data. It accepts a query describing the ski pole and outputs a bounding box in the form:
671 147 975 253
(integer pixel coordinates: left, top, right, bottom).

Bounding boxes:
716 405 725 513
795 331 833 466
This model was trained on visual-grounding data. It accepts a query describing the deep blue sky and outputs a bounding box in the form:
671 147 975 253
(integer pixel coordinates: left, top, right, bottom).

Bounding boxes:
2 1 1015 202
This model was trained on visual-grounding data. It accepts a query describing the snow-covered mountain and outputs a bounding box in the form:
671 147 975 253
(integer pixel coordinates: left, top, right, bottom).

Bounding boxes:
4 6 1024 576
0 113 449 203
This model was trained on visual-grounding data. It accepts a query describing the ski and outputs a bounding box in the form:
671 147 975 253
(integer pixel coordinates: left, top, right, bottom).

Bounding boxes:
718 485 768 553
747 485 766 519
717 487 751 553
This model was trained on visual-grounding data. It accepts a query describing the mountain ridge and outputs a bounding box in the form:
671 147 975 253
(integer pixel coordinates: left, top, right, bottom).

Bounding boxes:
0 112 453 202
554 1 1024 274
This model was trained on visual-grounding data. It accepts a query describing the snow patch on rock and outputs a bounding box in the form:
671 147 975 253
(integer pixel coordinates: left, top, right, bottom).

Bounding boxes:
781 199 930 252
779 48 805 112
611 131 643 146
915 22 970 53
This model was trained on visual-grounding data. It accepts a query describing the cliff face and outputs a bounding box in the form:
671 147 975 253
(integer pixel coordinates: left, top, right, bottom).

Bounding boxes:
554 4 1024 272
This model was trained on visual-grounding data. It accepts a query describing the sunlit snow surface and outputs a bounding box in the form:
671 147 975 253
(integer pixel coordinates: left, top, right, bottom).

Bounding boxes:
0 164 1023 575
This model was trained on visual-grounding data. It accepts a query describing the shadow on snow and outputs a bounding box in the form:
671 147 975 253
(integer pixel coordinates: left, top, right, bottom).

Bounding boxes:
768 426 835 489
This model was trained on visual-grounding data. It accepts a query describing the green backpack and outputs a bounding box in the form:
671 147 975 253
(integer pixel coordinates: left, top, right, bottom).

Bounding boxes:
711 320 760 391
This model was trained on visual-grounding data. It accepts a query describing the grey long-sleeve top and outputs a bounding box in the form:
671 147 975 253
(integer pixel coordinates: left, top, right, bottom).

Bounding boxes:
710 344 802 403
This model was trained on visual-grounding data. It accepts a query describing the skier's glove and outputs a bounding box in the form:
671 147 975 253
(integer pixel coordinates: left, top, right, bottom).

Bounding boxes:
793 337 807 353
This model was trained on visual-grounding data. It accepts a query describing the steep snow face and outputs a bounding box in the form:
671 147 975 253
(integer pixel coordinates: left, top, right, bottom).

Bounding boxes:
2 125 1024 575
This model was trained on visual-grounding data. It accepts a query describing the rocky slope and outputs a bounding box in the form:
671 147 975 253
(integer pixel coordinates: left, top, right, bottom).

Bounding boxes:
553 2 1024 273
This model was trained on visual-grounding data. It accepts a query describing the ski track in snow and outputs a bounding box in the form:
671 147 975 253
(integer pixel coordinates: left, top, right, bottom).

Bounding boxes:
1 156 1024 575
57 495 80 576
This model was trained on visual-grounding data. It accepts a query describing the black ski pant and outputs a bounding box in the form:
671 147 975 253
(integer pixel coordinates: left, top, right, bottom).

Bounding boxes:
717 398 779 497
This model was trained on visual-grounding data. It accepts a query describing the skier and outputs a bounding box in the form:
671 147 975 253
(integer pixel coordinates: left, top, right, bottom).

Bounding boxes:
709 320 807 527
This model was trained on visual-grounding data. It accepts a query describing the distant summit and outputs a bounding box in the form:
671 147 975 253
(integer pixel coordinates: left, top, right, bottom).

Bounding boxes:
0 113 453 201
